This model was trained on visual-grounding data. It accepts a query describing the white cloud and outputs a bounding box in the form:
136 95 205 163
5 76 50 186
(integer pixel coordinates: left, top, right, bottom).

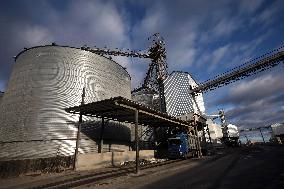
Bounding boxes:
249 0 283 27
167 32 197 69
137 11 163 35
230 74 284 100
22 26 54 46
59 0 130 47
212 45 230 64
211 18 239 38
170 48 196 69
239 0 264 14
207 44 231 71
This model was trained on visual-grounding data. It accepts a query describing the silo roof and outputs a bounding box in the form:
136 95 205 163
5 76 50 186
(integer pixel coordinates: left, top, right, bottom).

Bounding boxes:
14 44 131 79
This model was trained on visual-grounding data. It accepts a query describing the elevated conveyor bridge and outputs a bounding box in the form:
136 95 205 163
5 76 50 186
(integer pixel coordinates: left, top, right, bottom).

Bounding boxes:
191 47 284 94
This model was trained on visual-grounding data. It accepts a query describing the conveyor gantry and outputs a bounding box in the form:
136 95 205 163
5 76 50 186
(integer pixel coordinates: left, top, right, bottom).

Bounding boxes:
191 48 284 94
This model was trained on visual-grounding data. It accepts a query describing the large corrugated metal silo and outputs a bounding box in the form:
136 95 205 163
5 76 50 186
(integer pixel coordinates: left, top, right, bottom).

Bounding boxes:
0 45 131 160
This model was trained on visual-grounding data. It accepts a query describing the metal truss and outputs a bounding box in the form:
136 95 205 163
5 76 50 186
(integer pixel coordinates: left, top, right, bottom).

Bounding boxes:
191 46 284 94
80 46 150 59
239 125 272 132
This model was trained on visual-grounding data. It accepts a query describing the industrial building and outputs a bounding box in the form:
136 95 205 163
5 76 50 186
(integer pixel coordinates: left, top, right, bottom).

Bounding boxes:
0 44 239 162
0 44 227 160
3 32 278 177
0 41 211 176
205 119 239 145
0 45 132 160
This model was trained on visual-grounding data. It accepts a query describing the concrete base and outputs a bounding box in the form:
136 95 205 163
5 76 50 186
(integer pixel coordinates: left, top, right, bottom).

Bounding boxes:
77 150 154 171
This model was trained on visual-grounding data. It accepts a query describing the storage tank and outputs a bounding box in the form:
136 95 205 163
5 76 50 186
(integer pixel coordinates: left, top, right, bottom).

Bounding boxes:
0 45 131 160
164 71 205 116
271 123 284 136
227 124 239 138
206 119 223 143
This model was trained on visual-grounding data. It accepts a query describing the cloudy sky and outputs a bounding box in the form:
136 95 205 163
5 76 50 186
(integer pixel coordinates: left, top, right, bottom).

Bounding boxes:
0 0 284 129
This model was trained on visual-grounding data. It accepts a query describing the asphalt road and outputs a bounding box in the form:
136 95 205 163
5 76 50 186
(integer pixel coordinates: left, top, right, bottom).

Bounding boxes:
84 145 284 189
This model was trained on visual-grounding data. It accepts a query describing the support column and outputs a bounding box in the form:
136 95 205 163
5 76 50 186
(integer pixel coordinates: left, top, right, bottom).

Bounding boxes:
73 87 85 170
195 125 202 158
259 128 265 143
99 117 105 153
244 134 249 143
206 124 212 145
158 79 167 113
135 109 139 174
202 126 207 150
194 116 202 158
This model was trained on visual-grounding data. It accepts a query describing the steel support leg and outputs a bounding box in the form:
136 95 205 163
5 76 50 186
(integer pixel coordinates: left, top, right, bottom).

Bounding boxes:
99 117 105 153
73 87 85 170
135 109 139 174
194 124 202 158
73 115 82 170
202 126 207 150
259 128 265 143
206 124 212 144
244 134 249 143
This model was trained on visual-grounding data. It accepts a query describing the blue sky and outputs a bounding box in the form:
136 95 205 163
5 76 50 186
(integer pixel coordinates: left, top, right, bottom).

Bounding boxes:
0 0 284 129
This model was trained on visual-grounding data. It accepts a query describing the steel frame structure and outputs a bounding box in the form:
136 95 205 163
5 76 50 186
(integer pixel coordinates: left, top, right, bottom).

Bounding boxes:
191 47 284 94
239 126 272 143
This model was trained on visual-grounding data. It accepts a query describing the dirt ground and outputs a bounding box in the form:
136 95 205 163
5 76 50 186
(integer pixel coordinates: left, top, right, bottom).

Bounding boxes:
1 145 284 189
77 145 284 189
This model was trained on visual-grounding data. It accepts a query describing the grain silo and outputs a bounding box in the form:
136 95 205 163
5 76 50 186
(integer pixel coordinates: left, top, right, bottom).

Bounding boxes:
164 71 205 116
0 45 131 160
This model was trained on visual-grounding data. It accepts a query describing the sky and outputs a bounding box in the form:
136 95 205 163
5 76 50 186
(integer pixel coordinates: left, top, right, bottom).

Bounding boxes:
0 0 284 129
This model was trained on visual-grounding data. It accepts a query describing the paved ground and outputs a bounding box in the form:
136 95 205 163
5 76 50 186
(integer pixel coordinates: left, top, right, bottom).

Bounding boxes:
1 145 284 189
80 145 284 189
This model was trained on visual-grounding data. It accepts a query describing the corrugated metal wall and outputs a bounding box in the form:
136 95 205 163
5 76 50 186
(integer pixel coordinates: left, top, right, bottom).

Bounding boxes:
164 71 205 117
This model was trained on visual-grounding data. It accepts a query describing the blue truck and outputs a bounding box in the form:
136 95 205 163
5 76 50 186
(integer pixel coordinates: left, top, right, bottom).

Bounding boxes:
168 132 198 159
